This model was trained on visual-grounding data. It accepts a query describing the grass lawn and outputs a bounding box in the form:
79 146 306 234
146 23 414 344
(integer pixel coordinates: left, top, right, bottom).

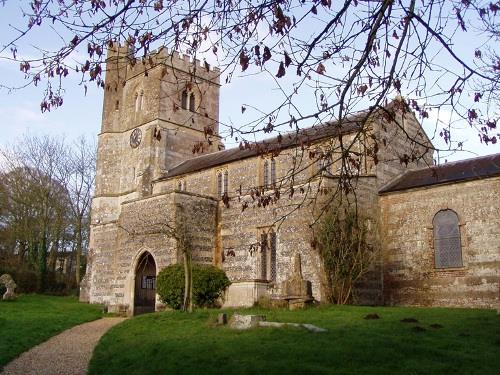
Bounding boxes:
90 305 499 375
0 294 103 369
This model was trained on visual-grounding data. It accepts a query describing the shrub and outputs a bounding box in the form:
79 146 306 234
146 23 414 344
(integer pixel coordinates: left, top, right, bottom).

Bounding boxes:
156 264 185 310
193 265 231 307
157 264 231 310
315 208 374 305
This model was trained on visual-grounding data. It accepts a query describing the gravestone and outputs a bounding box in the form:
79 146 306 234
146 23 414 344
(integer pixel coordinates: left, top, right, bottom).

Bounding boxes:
229 314 266 329
0 274 18 301
280 253 313 309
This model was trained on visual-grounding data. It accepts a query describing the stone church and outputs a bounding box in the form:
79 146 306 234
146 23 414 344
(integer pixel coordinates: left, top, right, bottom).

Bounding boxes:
80 44 499 314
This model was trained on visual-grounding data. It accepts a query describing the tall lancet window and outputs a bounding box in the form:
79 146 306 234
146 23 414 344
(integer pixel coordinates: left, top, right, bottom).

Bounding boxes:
263 160 269 188
181 90 188 110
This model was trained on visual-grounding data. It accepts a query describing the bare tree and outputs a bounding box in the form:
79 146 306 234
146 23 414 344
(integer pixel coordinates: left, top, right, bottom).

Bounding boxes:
1 1 497 151
0 134 96 291
61 136 96 286
0 135 70 291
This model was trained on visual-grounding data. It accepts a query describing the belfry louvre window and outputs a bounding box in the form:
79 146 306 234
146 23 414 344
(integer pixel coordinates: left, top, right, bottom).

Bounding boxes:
433 209 463 268
189 93 195 112
181 90 188 109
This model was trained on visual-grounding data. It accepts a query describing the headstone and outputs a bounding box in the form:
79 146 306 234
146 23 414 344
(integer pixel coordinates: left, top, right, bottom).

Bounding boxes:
280 253 313 309
0 274 18 301
229 314 266 329
217 313 228 325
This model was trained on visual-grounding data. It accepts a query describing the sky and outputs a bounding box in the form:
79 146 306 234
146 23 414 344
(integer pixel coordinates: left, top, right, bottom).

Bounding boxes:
0 1 498 162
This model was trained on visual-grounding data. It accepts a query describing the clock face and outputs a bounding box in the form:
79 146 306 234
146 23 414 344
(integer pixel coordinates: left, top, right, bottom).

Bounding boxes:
130 128 142 148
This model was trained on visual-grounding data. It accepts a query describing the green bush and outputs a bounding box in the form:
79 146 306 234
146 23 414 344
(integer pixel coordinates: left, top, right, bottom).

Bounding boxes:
157 264 185 309
157 264 231 309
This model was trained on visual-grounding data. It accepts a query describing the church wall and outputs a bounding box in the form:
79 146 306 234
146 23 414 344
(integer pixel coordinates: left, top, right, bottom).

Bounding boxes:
374 110 434 188
380 176 500 308
152 140 385 304
86 223 120 305
172 192 218 265
91 192 217 313
94 133 125 196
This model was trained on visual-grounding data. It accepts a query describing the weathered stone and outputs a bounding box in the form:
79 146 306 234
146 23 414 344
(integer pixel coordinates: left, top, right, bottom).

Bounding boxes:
0 274 17 301
259 321 327 333
217 313 227 325
280 253 313 310
380 176 500 309
229 314 266 330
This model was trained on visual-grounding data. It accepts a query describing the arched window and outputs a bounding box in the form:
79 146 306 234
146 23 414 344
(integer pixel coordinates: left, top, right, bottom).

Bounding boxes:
181 90 188 109
217 171 223 198
177 179 186 191
263 160 269 188
216 170 229 198
259 228 277 282
433 209 462 268
189 93 195 112
270 159 276 187
269 229 277 281
140 91 144 110
260 232 268 280
223 170 229 195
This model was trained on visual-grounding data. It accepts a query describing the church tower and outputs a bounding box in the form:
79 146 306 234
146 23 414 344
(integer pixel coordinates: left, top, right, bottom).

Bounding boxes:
82 44 221 305
93 44 221 218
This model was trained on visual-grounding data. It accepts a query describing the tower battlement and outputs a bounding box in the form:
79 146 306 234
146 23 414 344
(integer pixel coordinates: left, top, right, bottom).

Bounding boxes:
106 42 220 84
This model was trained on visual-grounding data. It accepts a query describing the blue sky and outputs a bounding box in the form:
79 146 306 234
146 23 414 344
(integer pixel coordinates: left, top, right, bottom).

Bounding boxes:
0 1 498 162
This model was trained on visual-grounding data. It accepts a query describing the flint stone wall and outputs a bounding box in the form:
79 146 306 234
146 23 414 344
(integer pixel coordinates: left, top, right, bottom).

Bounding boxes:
380 176 500 308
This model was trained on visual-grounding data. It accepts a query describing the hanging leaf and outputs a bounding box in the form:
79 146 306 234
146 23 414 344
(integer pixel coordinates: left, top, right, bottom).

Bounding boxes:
316 62 326 75
284 51 292 67
239 51 249 71
263 46 271 63
276 61 286 78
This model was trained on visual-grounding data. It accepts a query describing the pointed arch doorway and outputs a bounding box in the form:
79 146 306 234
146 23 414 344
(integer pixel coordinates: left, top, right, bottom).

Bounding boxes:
134 252 157 315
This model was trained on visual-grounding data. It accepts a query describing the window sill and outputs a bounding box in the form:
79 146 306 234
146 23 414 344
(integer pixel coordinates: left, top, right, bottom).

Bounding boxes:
433 266 466 271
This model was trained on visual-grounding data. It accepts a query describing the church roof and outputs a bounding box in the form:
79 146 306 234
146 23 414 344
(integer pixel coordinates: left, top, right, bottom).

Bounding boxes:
379 153 500 194
162 118 362 179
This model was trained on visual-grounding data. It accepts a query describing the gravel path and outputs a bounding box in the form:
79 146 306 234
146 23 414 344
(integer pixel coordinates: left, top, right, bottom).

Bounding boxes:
1 317 126 375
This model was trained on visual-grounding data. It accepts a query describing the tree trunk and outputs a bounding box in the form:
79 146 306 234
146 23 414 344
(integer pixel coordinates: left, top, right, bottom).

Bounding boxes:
37 236 48 292
182 251 193 312
75 219 82 286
